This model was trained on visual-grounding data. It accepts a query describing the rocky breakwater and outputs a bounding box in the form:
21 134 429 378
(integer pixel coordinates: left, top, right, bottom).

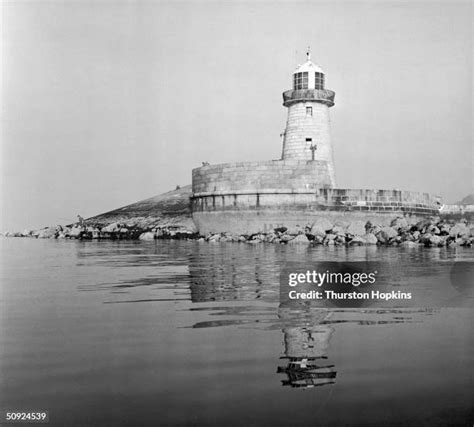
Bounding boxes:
1 185 198 241
199 217 474 248
3 222 198 241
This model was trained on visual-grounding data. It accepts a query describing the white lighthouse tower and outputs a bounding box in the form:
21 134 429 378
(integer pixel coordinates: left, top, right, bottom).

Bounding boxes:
281 51 336 187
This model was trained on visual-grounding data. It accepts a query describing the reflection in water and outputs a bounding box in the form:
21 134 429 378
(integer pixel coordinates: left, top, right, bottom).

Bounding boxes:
277 309 336 389
73 241 467 394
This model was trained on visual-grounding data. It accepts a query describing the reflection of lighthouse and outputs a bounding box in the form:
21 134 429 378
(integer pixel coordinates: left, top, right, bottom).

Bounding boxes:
277 307 337 389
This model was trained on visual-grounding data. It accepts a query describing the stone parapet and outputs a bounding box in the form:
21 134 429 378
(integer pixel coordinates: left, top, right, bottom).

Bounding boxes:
282 89 335 107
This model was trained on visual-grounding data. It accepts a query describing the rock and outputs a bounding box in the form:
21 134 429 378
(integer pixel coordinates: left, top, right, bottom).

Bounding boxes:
312 236 324 245
208 234 221 242
274 227 288 234
362 233 378 245
376 227 397 243
334 235 346 245
414 219 432 232
280 234 294 243
345 221 366 236
264 233 277 243
430 226 440 235
370 225 382 235
139 232 155 241
37 227 57 239
286 225 305 235
287 234 310 245
69 227 82 238
429 235 443 246
349 236 366 245
331 225 344 235
449 223 470 238
400 241 420 248
439 224 451 235
310 218 333 236
390 217 408 230
102 222 120 232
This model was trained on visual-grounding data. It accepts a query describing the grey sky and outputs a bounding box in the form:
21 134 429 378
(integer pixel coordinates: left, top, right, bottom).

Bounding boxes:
1 0 472 231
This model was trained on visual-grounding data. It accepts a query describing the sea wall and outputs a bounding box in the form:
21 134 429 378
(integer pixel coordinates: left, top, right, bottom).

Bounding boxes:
191 188 440 234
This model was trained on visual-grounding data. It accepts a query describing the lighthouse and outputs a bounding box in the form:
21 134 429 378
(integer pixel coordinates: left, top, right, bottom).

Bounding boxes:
281 51 336 187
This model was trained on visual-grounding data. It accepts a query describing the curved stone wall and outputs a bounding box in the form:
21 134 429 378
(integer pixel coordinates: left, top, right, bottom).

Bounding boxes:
191 188 440 234
192 160 333 193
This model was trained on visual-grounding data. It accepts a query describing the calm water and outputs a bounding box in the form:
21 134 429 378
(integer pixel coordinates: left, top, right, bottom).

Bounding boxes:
0 239 473 426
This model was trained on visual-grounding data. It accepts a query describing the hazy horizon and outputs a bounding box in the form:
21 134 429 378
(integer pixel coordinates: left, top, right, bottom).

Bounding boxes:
1 0 472 231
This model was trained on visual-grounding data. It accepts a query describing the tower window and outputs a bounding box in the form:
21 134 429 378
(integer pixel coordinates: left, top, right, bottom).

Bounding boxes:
294 72 309 90
315 72 325 90
306 138 312 143
306 106 313 116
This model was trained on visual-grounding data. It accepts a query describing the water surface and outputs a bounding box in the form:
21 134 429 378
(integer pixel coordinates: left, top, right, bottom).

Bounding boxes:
0 239 472 426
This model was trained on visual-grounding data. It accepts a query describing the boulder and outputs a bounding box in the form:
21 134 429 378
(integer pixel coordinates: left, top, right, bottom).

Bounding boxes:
349 236 366 245
312 236 324 245
429 235 443 246
287 234 310 245
449 223 470 238
139 232 155 241
37 227 57 239
376 227 398 243
286 225 305 235
68 227 82 238
362 233 378 245
264 233 278 243
400 241 420 248
414 219 432 232
390 217 408 230
208 234 221 242
345 221 366 236
310 218 333 236
439 224 451 235
331 225 345 235
102 222 120 233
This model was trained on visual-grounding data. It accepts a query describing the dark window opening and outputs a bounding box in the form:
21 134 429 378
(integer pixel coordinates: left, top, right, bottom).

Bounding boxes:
314 72 325 90
293 72 309 90
306 106 313 116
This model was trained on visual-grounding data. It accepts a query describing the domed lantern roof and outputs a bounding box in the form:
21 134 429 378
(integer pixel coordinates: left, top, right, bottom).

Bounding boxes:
292 50 326 90
294 56 325 75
